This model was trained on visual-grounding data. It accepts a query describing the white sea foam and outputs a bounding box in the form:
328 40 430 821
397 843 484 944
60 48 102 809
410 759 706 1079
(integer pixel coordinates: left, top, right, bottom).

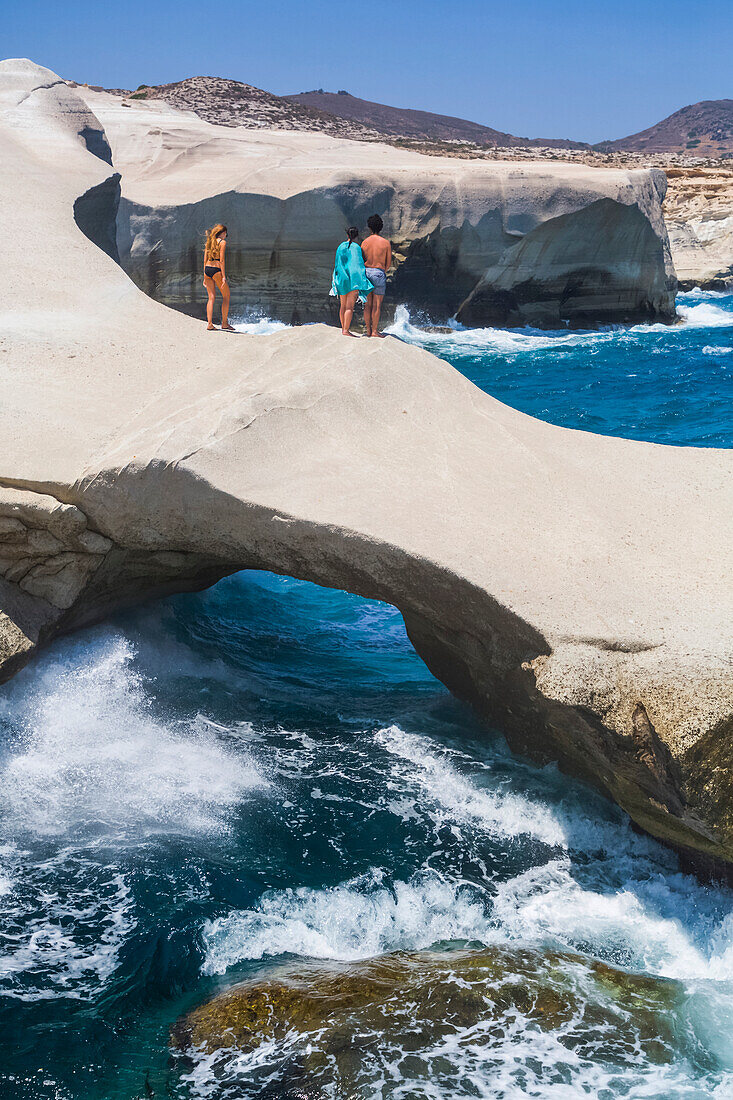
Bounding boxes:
386 304 601 354
202 868 491 974
387 297 733 357
186 689 733 1094
0 632 271 1001
681 286 732 299
491 858 733 984
375 725 566 847
195 859 733 1097
203 721 733 1003
0 846 135 1001
676 301 733 328
230 312 290 335
198 848 733 1095
0 636 267 838
182 1023 733 1100
373 725 675 866
0 846 14 898
703 344 733 355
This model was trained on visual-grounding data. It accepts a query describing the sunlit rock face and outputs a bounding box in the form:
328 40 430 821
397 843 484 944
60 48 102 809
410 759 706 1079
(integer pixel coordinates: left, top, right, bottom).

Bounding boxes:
664 166 733 290
454 194 676 327
171 947 681 1094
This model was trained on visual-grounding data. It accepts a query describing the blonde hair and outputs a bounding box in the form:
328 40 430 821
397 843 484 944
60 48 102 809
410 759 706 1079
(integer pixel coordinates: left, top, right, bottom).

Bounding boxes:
204 224 227 262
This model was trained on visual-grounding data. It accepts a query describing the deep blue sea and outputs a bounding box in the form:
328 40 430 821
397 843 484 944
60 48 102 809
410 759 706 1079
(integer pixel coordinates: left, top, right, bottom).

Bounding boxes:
0 291 731 1100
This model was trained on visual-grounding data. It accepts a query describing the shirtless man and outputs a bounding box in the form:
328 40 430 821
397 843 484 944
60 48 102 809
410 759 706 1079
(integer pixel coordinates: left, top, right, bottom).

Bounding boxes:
361 214 392 337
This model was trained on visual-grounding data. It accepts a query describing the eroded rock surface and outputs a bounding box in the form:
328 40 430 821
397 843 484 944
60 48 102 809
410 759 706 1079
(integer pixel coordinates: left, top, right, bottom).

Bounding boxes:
1 60 732 876
664 165 733 288
0 487 111 607
76 83 677 327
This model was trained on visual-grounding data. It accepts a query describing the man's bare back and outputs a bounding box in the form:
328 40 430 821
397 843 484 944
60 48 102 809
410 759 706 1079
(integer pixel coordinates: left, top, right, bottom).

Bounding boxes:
361 233 392 271
362 217 392 337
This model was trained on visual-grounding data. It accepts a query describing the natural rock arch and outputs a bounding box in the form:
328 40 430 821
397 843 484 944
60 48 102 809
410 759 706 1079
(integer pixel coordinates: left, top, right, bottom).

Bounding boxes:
1 59 732 879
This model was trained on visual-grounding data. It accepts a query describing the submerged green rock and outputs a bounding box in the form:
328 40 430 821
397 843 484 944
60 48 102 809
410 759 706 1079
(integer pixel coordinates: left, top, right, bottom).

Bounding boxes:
172 945 682 1092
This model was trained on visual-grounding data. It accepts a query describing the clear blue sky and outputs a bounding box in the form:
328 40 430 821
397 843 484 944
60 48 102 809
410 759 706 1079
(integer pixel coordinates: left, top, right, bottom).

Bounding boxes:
5 0 731 142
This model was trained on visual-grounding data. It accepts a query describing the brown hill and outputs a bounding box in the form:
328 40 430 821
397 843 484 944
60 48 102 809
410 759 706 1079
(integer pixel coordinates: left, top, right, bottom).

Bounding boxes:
103 76 382 139
286 89 588 149
598 100 733 156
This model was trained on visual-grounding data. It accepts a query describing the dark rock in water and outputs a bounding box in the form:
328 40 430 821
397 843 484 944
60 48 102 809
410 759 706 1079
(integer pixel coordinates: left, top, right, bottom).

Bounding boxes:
171 946 681 1091
455 196 676 329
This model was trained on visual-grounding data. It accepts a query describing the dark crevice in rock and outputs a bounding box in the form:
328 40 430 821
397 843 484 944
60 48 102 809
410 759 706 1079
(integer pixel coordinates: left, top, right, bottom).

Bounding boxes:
73 173 121 264
630 702 684 815
78 124 113 165
557 634 662 654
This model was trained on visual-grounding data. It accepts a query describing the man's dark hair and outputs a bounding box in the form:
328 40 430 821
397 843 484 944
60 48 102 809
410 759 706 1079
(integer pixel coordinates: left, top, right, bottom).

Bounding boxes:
367 214 383 234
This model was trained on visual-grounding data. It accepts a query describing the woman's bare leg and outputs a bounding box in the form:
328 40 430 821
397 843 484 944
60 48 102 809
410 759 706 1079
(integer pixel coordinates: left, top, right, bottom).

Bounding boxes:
339 295 346 330
215 273 234 331
204 275 216 328
341 290 359 336
221 283 233 330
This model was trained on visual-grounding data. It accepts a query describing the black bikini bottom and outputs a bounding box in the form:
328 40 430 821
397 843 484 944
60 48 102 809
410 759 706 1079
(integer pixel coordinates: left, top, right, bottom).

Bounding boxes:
204 266 220 278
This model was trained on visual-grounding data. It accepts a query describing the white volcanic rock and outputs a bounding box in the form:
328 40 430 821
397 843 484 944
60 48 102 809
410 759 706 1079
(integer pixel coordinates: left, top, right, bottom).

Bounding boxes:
664 166 733 288
75 83 677 327
1 60 732 875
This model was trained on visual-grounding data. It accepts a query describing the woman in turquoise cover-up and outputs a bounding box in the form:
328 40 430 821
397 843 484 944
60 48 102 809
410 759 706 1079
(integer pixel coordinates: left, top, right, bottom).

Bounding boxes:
330 227 374 336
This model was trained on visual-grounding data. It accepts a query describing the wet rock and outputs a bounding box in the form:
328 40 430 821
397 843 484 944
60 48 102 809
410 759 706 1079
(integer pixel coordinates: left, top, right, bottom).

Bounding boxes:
171 946 681 1091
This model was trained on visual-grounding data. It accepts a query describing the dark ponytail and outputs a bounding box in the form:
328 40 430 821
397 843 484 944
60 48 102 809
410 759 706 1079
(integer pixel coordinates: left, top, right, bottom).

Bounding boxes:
345 226 359 248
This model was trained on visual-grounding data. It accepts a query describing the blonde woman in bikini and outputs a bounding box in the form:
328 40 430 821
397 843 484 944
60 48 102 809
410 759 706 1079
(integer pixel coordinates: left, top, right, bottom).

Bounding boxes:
203 224 234 331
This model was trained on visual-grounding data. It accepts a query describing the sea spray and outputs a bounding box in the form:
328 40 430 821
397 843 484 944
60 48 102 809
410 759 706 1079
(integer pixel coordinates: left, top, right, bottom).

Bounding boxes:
0 635 267 839
202 868 492 973
375 724 566 846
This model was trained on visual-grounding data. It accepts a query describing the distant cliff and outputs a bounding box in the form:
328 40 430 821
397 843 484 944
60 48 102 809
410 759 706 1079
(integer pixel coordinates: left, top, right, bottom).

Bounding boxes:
664 164 733 288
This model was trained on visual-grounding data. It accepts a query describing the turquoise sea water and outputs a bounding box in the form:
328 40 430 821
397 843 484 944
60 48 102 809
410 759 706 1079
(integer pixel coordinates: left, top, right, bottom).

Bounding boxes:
0 291 731 1099
387 289 733 448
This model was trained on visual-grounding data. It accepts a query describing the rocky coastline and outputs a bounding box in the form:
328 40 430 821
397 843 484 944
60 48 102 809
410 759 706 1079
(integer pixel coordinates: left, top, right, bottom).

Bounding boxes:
1 59 732 882
86 75 731 294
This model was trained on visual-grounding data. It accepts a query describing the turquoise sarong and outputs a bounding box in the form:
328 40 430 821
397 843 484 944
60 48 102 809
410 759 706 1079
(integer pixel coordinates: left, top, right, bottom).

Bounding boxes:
330 241 374 303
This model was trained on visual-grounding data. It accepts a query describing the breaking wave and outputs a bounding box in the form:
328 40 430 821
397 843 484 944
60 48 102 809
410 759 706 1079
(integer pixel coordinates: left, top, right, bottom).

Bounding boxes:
387 290 733 447
0 636 267 839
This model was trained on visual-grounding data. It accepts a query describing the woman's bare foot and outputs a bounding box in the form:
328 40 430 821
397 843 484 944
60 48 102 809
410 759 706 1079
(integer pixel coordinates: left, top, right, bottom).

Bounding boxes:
341 331 359 337
221 324 236 332
370 332 386 338
207 324 216 330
